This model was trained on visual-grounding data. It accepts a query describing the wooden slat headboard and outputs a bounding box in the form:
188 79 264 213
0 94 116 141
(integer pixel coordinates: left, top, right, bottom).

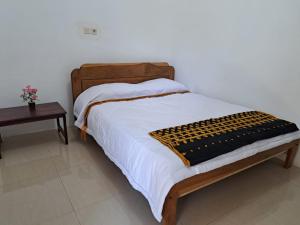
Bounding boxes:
71 62 175 102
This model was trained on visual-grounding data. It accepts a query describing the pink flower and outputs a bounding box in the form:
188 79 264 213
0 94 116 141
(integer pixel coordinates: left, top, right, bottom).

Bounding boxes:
21 85 39 103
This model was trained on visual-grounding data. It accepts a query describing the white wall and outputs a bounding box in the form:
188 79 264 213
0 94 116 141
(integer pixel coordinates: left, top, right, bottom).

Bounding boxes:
1 0 299 165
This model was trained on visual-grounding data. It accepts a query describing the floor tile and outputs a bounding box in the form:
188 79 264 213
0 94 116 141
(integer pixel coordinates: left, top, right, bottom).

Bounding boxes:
208 182 300 225
254 159 300 188
58 162 118 210
50 141 95 172
77 195 159 225
0 157 58 187
0 176 73 225
0 131 59 186
49 130 105 172
37 212 80 225
177 177 241 225
0 130 58 166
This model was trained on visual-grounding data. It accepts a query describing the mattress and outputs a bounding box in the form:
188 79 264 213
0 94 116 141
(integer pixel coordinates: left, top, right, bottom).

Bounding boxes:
75 92 300 222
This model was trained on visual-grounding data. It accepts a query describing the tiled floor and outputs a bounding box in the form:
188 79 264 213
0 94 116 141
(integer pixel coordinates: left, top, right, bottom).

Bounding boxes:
0 128 300 225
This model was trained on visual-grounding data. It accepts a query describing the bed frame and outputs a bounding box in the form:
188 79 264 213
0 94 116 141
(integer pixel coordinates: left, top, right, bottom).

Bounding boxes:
71 62 299 225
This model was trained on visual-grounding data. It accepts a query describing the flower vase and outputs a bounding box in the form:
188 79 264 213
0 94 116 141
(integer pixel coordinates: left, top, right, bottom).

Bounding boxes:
28 102 36 111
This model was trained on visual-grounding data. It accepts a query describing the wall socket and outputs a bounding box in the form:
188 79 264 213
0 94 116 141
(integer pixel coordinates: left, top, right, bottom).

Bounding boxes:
82 27 98 35
79 24 100 39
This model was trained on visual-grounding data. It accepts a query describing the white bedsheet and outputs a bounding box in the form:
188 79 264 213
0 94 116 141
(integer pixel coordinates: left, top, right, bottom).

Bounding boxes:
75 93 300 222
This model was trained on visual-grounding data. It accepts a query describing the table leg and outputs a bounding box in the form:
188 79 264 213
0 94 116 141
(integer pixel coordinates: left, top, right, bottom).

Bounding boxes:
56 116 68 145
63 115 68 145
56 118 60 134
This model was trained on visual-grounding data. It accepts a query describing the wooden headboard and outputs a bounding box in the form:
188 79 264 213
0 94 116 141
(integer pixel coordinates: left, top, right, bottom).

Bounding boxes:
71 62 175 102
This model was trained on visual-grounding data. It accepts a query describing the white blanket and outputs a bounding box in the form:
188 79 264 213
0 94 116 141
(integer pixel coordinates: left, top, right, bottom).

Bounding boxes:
75 92 300 222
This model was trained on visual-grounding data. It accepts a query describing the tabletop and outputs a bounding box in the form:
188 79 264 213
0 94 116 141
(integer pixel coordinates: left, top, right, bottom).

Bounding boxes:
0 102 66 126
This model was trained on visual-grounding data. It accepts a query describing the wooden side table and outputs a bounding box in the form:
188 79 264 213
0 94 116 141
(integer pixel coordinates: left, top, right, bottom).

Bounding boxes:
0 102 68 159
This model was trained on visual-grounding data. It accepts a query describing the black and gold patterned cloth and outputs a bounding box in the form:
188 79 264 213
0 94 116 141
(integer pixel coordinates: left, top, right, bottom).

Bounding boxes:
149 111 299 167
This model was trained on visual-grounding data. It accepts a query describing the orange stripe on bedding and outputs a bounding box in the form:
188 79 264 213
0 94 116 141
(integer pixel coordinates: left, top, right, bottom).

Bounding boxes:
80 91 190 141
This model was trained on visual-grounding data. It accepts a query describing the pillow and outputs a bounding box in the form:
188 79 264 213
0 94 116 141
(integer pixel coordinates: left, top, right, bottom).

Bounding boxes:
74 78 188 117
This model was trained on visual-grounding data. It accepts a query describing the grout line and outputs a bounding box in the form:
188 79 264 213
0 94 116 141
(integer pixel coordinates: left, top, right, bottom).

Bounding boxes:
0 152 58 189
53 160 115 225
33 211 78 225
53 159 83 225
72 208 84 225
205 208 236 225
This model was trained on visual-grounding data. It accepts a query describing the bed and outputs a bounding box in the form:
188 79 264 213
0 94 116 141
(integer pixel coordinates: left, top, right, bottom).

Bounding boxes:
71 62 300 225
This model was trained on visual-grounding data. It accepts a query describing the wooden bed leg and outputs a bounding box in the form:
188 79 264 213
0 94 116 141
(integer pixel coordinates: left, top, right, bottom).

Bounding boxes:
162 191 178 225
284 143 299 169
